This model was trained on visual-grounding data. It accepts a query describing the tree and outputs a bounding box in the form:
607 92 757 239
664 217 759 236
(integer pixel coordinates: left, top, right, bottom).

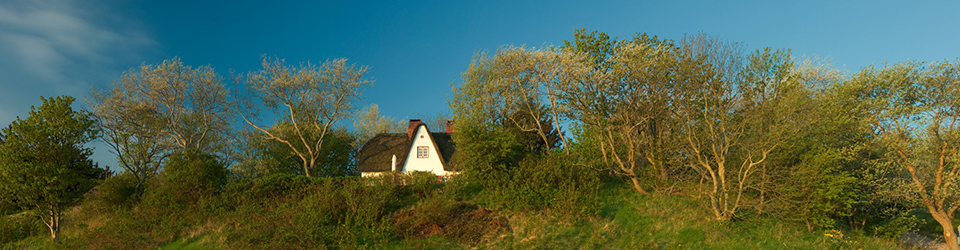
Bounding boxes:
454 45 568 153
409 111 453 134
751 58 861 230
311 128 359 177
559 30 681 194
110 57 233 153
841 60 960 249
353 103 404 148
240 56 371 177
87 58 234 193
237 123 359 178
87 57 232 199
87 89 168 199
562 28 616 71
0 96 102 240
673 34 813 220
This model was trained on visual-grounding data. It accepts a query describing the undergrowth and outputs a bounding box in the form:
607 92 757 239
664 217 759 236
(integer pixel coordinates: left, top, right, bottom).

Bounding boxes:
1 173 919 249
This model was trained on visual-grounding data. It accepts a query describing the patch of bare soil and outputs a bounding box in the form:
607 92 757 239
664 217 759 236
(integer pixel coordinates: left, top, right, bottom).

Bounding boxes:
391 201 510 244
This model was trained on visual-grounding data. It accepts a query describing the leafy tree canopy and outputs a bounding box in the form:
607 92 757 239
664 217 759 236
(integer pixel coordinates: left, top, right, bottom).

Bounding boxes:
0 96 102 240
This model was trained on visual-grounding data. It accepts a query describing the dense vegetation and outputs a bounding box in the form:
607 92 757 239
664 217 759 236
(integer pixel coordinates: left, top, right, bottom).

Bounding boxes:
2 29 959 249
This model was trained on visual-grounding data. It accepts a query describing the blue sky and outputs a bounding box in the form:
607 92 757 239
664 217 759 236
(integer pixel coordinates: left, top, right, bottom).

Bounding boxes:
1 0 958 167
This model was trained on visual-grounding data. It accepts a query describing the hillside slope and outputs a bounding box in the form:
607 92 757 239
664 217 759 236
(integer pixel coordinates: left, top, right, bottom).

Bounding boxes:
1 177 919 249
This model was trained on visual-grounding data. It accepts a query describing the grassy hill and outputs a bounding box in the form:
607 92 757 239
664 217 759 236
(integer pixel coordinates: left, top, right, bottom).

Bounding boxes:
1 172 920 250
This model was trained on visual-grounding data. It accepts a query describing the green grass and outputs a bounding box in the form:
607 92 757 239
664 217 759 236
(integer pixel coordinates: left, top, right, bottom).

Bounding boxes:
472 182 907 250
158 234 223 250
2 178 917 249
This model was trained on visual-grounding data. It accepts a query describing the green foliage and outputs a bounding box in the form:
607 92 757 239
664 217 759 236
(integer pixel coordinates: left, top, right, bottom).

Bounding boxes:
758 74 918 235
5 171 914 249
769 144 859 230
240 56 371 177
454 125 600 218
872 213 921 240
0 213 44 244
153 149 227 205
312 128 359 177
353 103 405 148
94 172 139 208
837 59 960 247
236 125 358 178
562 27 618 70
218 174 408 249
92 57 234 157
454 125 527 177
475 182 902 250
57 173 416 249
452 44 569 153
404 171 442 199
87 85 169 200
3 30 944 249
0 95 103 240
500 153 601 217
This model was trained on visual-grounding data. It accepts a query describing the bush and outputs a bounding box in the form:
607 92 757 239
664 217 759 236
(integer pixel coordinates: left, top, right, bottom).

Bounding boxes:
219 174 412 249
225 173 315 208
158 149 227 204
455 124 602 218
871 213 921 241
0 212 44 244
94 172 139 207
466 152 602 219
407 171 442 199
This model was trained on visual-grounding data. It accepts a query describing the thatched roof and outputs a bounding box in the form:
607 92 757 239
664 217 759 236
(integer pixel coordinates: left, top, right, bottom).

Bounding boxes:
356 133 409 172
356 125 459 173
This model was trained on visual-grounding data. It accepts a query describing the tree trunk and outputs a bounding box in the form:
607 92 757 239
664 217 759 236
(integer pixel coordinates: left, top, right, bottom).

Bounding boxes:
554 115 569 155
134 176 147 200
932 210 959 250
303 157 313 177
708 194 723 220
44 208 61 241
48 218 58 241
707 177 723 220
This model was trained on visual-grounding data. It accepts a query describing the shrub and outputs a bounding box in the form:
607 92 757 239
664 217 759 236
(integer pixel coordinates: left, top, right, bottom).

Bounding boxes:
406 171 442 199
0 212 44 244
871 212 921 241
219 174 411 249
453 123 602 218
467 152 602 219
159 149 227 204
94 172 139 207
225 173 315 208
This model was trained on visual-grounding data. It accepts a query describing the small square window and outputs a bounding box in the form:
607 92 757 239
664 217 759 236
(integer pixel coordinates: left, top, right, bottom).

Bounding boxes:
417 146 429 158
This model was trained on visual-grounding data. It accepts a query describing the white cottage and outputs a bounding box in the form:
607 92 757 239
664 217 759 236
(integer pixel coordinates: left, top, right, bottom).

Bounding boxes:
356 119 459 177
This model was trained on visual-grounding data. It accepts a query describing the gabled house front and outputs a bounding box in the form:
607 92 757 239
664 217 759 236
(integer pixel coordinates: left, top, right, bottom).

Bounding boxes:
356 119 459 177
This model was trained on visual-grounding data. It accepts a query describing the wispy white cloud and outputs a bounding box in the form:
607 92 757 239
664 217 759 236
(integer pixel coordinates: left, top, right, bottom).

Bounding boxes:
0 0 155 167
0 0 154 124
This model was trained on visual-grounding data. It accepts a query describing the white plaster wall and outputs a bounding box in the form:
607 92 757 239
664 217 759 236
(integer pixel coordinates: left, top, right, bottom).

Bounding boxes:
361 172 382 178
401 125 449 175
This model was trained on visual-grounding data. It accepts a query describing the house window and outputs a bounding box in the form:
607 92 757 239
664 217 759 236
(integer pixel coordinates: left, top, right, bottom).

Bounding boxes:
417 146 429 158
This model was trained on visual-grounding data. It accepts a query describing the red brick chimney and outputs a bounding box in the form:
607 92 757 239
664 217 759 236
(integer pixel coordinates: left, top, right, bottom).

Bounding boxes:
408 119 422 139
445 120 455 133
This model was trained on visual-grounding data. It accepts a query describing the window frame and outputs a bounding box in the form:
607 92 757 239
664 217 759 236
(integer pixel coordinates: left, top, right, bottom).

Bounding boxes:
417 146 429 158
